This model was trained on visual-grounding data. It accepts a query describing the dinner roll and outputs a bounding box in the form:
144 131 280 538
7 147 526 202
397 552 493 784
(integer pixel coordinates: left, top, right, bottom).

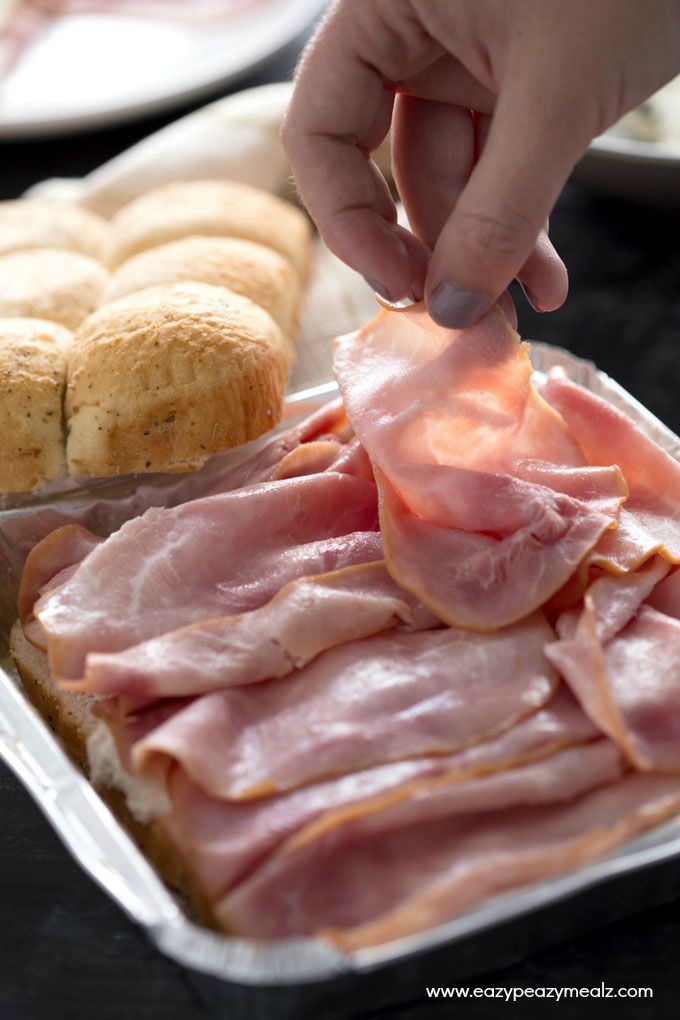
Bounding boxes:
106 180 312 278
0 318 72 494
66 282 289 478
0 200 109 262
0 249 110 331
102 236 300 341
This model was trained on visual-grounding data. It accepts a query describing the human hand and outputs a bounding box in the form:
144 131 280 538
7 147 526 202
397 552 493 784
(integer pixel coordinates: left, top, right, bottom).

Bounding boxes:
283 0 680 326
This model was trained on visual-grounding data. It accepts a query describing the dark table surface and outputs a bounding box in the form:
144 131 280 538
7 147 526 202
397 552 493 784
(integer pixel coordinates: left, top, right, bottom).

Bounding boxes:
2 28 680 1020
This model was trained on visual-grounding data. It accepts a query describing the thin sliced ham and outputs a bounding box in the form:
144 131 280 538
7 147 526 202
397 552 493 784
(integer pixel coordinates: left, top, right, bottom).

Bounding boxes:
205 397 349 496
322 773 680 950
546 556 680 771
270 440 343 480
217 742 640 941
74 562 440 698
161 687 598 898
647 567 680 619
127 614 559 799
334 307 626 630
544 374 680 570
18 524 103 646
378 471 615 634
19 398 350 635
35 472 379 684
34 1 259 20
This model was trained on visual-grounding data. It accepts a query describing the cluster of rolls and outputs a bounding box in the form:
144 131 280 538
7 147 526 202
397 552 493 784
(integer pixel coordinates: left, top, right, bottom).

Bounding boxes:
0 181 312 493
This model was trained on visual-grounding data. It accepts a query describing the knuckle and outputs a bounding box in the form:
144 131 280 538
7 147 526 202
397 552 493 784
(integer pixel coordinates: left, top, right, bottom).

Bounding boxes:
456 206 535 263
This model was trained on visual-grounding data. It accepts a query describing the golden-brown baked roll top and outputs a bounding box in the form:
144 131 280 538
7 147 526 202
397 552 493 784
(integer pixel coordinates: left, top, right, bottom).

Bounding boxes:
66 282 290 478
0 318 72 494
0 200 110 262
0 181 312 490
102 236 300 342
105 180 312 278
0 248 110 331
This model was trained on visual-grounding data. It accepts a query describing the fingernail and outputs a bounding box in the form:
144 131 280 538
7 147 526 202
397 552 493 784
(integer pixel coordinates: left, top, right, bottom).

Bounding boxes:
428 281 492 329
366 278 421 310
366 278 393 302
519 280 543 312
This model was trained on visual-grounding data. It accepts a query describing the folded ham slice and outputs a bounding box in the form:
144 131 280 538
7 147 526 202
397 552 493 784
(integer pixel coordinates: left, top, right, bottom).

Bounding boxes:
217 741 651 942
334 307 626 630
546 556 680 771
544 374 680 571
160 687 598 899
18 524 103 648
377 470 614 635
75 562 440 698
35 471 380 683
126 613 559 799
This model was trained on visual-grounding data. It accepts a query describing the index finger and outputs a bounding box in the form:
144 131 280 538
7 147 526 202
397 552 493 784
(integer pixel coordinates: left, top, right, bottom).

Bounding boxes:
282 1 437 300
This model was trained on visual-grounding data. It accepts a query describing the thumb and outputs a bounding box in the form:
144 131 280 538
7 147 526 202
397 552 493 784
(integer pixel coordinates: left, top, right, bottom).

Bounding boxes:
425 77 590 328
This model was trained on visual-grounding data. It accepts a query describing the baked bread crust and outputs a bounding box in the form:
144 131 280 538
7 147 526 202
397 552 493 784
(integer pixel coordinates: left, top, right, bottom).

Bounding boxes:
66 282 289 478
9 620 219 929
102 235 300 342
105 180 312 278
0 318 72 493
0 248 110 331
0 200 110 262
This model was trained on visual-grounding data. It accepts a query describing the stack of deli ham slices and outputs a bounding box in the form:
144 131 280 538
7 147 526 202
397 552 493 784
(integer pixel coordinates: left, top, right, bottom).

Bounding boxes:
10 304 680 950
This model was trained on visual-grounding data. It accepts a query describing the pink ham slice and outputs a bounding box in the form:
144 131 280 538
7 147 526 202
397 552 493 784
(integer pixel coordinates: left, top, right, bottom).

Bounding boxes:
159 687 598 899
546 556 680 771
320 773 680 951
74 562 440 698
647 567 680 619
18 524 103 642
126 613 559 799
0 4 48 81
35 471 379 684
270 441 344 480
216 741 653 943
334 307 626 630
33 1 259 19
543 374 680 571
377 471 614 634
19 397 351 638
204 397 349 496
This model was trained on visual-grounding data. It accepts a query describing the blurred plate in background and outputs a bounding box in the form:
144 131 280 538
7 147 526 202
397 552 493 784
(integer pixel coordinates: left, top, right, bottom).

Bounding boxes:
576 75 680 206
577 134 680 207
0 0 326 138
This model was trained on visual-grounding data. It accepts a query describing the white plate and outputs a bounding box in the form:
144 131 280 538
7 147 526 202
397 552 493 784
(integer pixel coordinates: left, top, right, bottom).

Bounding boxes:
0 0 326 139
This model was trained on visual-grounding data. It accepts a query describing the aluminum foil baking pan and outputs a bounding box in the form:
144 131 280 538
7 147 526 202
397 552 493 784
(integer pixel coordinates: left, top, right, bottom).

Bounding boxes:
1 345 680 1020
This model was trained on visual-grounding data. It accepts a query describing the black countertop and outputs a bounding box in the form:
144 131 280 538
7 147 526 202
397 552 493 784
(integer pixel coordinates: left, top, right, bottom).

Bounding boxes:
1 45 680 1020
